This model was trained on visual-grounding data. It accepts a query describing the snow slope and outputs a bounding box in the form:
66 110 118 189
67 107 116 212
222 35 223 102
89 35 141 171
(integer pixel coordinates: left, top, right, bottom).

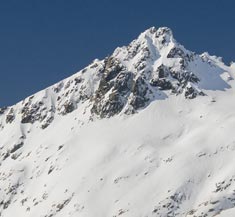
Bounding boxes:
0 27 235 217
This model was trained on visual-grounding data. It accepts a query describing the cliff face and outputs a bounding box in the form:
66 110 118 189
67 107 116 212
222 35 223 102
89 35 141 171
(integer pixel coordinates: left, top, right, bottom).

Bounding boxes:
0 27 235 217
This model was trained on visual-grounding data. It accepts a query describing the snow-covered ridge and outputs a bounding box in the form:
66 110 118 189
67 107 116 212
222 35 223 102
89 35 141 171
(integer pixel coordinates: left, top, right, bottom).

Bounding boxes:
0 27 233 129
0 27 235 217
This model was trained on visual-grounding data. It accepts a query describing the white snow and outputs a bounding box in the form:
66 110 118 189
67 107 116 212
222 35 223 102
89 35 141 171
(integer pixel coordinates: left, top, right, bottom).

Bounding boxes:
0 27 235 217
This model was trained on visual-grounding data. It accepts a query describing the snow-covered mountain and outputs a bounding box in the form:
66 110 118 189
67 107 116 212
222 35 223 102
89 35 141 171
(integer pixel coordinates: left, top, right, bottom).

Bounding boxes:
0 27 235 217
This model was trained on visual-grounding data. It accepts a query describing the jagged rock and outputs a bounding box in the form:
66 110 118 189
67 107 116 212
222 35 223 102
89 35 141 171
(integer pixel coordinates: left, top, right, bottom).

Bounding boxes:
91 94 119 118
113 72 134 93
167 47 185 59
3 200 11 209
62 101 75 115
6 114 15 124
103 57 124 82
2 151 10 160
150 78 172 90
91 57 127 118
131 76 148 96
6 108 15 124
20 101 54 126
179 72 200 84
130 76 150 110
10 142 24 154
185 86 205 99
41 116 54 129
155 27 172 44
53 82 64 93
155 27 172 38
93 57 124 99
156 64 169 78
0 107 7 115
21 102 43 124
102 93 124 118
74 77 83 85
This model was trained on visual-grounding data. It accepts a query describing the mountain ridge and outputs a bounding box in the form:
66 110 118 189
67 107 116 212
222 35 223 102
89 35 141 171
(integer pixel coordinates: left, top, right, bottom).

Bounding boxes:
0 27 233 128
0 27 235 217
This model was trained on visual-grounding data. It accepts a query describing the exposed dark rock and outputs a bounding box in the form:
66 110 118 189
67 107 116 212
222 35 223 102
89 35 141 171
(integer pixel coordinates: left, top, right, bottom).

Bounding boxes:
149 65 173 90
103 57 124 82
21 102 42 124
167 47 185 59
155 27 172 38
169 70 180 80
0 107 7 115
92 57 123 100
134 58 147 71
114 72 134 93
126 43 141 60
53 82 64 93
7 183 20 195
11 152 22 160
130 95 148 110
2 151 10 160
56 197 72 212
131 76 148 97
41 116 54 129
179 72 200 84
168 69 200 94
90 55 203 118
130 76 150 110
3 200 11 209
6 108 15 124
57 145 64 151
21 114 34 124
103 93 124 117
10 142 24 153
19 135 26 140
48 166 55 174
157 64 168 78
155 27 172 44
91 91 125 118
185 86 205 99
62 101 75 115
74 77 83 85
150 78 172 90
91 57 128 118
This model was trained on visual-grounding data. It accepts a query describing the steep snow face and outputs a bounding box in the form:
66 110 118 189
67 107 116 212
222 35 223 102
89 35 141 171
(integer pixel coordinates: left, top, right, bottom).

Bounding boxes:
0 27 235 217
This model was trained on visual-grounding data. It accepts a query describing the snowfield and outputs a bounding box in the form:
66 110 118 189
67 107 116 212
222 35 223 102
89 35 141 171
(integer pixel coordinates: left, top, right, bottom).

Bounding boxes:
0 27 235 217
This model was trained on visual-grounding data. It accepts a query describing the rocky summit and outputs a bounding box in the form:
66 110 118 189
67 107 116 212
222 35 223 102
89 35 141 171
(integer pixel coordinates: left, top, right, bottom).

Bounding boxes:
0 27 235 217
1 27 227 126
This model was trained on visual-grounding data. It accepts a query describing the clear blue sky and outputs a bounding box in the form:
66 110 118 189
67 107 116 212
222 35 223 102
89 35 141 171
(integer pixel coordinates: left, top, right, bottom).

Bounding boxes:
0 0 234 107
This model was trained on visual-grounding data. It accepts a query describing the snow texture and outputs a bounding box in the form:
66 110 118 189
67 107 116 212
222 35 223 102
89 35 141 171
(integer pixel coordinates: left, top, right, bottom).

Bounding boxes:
0 27 235 217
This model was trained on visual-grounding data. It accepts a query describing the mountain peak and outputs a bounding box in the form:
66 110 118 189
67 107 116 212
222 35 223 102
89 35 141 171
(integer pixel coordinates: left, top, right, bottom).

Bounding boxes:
143 26 173 37
0 27 233 128
132 26 175 50
0 27 235 217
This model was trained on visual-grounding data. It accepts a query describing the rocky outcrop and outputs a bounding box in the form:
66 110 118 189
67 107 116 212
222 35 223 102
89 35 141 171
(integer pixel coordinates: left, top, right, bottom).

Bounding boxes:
91 57 130 118
61 101 76 115
0 107 7 115
129 76 151 110
6 108 15 124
